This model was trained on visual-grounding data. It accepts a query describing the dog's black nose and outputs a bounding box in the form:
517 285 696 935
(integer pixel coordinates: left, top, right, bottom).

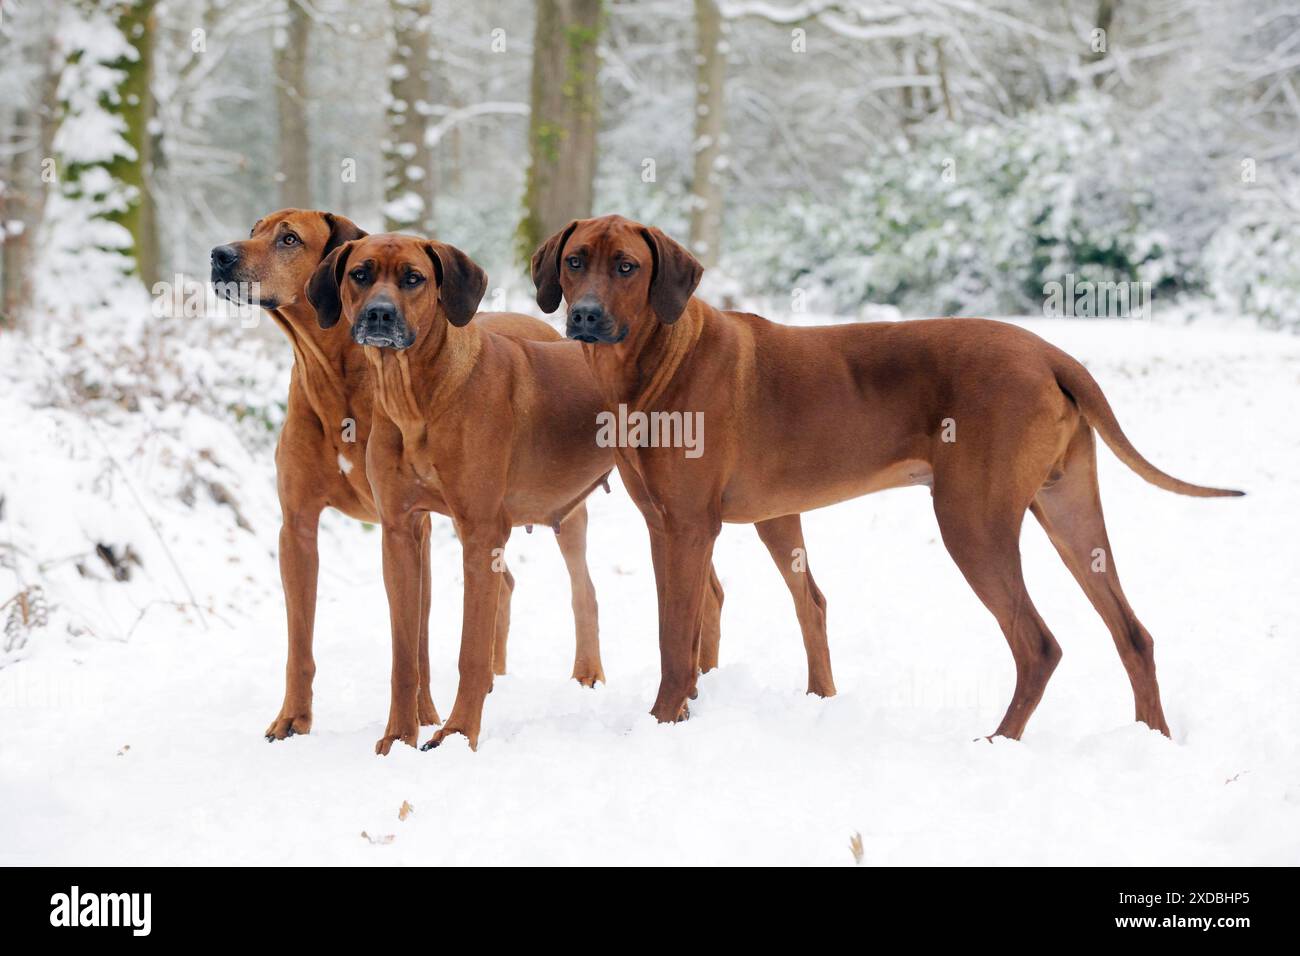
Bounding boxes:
210 244 238 270
569 298 604 331
363 300 398 323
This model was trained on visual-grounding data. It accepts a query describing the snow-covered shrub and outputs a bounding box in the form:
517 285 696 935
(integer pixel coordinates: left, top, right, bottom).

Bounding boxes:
1204 204 1300 331
727 96 1188 317
1 286 291 665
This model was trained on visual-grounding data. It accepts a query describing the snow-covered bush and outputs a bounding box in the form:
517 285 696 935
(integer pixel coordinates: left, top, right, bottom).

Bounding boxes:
0 290 291 667
1204 202 1300 331
727 96 1189 317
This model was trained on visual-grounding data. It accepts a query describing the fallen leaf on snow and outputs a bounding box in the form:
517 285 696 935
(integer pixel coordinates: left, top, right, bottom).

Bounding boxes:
399 800 414 821
849 831 864 865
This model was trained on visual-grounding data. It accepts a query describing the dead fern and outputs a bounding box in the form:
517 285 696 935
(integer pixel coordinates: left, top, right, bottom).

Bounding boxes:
3 585 48 652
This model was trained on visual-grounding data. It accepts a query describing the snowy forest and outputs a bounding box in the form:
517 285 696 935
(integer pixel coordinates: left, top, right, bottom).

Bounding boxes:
2 0 1298 325
1 1 1298 867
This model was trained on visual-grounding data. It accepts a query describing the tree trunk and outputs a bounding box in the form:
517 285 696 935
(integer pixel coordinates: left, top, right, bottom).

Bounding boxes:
1 105 33 327
517 0 602 263
105 0 161 288
1087 0 1117 87
1 37 47 327
275 0 312 209
687 0 726 268
933 37 954 122
29 31 61 315
898 41 916 122
385 0 436 233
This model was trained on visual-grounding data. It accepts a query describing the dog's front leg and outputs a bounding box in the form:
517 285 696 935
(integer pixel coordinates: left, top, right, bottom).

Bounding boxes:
423 517 509 752
267 501 323 740
415 514 440 726
375 510 426 755
648 522 718 723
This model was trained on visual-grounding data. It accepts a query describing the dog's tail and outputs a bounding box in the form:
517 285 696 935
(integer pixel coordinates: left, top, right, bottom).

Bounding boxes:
1049 348 1244 498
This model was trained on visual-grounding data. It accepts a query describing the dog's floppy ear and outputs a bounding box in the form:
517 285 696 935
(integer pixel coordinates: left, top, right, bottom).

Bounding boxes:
425 241 487 328
530 220 579 314
306 240 357 330
321 212 367 256
639 225 703 325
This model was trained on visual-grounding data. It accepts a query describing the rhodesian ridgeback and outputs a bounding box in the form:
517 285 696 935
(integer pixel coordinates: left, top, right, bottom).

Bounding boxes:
298 232 613 752
305 232 837 751
210 209 608 748
531 214 1243 739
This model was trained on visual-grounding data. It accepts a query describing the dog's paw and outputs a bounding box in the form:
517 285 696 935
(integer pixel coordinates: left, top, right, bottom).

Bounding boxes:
572 662 605 688
375 711 419 755
375 727 418 756
650 695 690 724
420 723 479 752
265 711 312 741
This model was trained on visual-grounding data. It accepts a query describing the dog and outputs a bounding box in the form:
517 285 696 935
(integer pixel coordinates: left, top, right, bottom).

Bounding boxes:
306 232 842 751
531 214 1243 739
210 210 606 748
301 231 626 752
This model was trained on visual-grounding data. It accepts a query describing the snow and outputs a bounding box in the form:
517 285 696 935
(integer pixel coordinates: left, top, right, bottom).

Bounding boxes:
1 316 1298 866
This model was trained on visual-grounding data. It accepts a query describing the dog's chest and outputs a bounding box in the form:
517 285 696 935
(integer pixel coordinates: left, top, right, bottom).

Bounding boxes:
402 439 448 502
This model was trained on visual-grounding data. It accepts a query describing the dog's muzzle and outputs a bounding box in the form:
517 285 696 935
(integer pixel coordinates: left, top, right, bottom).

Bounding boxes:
353 298 415 349
208 244 275 307
566 297 627 344
209 244 242 300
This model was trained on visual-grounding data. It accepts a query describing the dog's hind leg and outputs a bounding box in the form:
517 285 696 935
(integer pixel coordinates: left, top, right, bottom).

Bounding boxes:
446 517 512 678
697 566 724 674
490 562 515 678
683 566 724 701
932 473 1061 740
1030 423 1170 736
754 514 836 697
555 503 604 686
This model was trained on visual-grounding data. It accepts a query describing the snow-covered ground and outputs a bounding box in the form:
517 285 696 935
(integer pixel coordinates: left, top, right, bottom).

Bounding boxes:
1 316 1298 865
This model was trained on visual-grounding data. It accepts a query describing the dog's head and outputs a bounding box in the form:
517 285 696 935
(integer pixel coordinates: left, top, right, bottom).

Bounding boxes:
210 209 366 310
305 233 487 350
531 215 703 345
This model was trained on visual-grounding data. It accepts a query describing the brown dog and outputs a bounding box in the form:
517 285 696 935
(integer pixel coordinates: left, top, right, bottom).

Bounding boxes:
298 232 619 752
531 214 1243 739
210 210 606 747
305 232 835 751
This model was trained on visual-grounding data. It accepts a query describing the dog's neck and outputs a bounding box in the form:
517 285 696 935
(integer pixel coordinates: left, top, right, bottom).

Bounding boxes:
268 298 353 408
588 299 705 413
363 315 482 446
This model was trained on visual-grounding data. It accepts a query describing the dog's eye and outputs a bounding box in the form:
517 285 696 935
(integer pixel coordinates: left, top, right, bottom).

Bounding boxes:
349 268 369 284
280 233 300 247
403 272 424 287
566 255 582 270
617 261 636 275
